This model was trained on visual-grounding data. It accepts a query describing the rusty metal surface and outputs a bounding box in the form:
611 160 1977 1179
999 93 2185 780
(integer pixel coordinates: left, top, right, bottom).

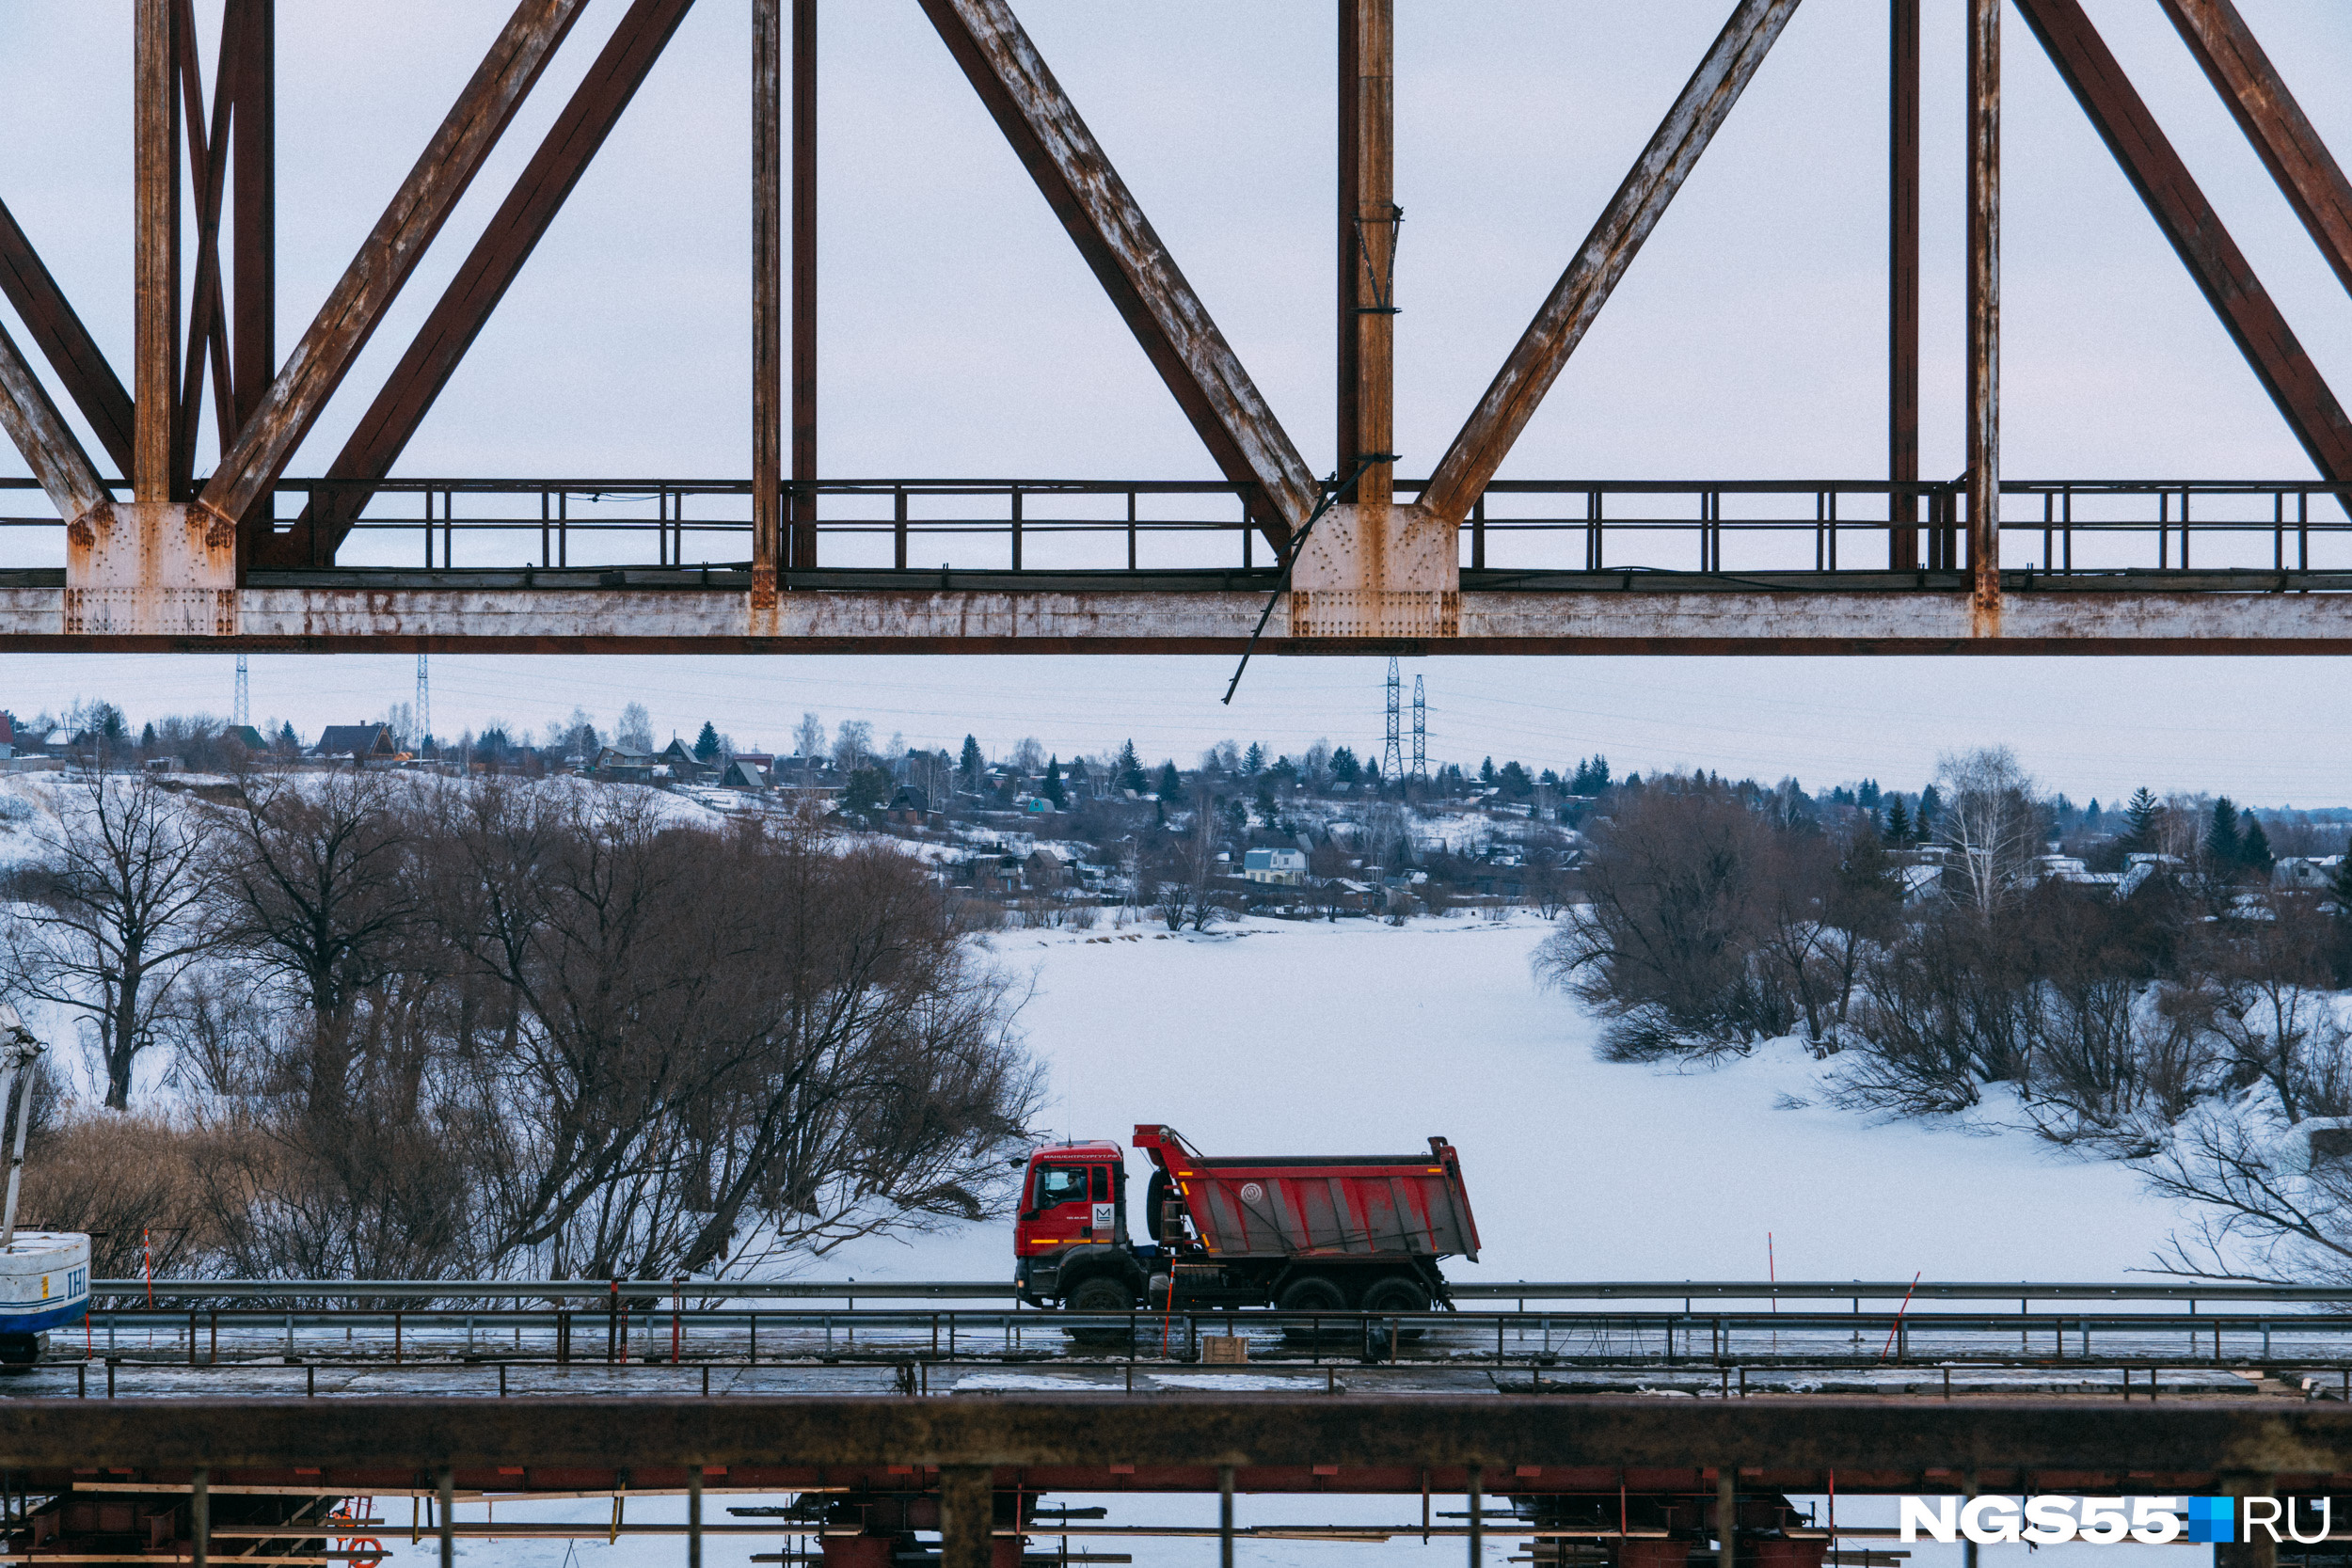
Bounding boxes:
913 0 1317 545
0 198 136 478
6 1396 2352 1485
1346 0 1395 515
2 579 2349 654
791 0 818 573
135 0 180 505
1966 0 2000 630
2159 0 2352 303
0 320 113 528
1417 0 1803 528
753 0 783 611
2014 0 2352 489
1887 0 1919 571
173 0 240 500
285 0 700 567
197 0 588 536
230 0 273 436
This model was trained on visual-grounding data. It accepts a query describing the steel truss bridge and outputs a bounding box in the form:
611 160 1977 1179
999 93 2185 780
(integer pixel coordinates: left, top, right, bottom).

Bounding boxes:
3 3 2351 653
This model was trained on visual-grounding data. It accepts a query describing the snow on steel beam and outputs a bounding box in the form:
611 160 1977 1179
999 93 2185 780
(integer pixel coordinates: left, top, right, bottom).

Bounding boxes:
914 0 1317 545
1417 0 1802 528
2013 0 2352 487
0 198 135 479
283 0 698 567
197 0 589 543
2158 0 2352 303
0 320 114 528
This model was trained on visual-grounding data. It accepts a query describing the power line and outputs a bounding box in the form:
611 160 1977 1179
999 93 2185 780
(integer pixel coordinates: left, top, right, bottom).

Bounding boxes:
1382 657 1403 783
1412 673 1427 784
232 654 248 728
417 654 431 753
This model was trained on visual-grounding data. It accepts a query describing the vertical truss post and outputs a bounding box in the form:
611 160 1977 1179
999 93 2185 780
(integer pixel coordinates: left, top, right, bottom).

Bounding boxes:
939 1468 992 1568
1889 0 1919 570
752 0 783 606
790 0 818 572
1335 0 1359 480
1343 0 1395 510
135 0 181 504
231 0 274 436
1966 0 2001 623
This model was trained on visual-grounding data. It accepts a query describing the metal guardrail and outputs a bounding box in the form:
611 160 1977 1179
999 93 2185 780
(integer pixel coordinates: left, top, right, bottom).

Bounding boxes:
8 477 2347 576
93 1277 2352 1307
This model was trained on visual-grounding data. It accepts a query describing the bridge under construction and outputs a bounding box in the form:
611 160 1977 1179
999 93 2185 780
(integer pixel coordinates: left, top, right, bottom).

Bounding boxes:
3 1 2350 651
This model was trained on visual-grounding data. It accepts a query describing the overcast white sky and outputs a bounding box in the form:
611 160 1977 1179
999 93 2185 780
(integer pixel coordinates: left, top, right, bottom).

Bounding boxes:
3 2 2350 802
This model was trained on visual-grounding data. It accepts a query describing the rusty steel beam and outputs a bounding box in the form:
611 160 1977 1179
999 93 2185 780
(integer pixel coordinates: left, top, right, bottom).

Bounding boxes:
135 0 181 504
3 577 2352 654
0 322 114 528
1888 0 1919 571
1343 0 1395 511
753 0 782 606
174 0 238 497
285 0 698 566
789 0 817 572
1335 0 1359 482
7 1395 2352 1479
0 198 135 479
197 0 589 540
2013 0 2352 490
914 0 1317 544
1418 0 1803 528
2158 0 2352 302
1966 0 2000 625
230 0 274 435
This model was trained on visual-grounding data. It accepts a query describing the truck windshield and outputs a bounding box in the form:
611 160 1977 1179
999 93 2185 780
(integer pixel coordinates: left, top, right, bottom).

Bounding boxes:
1033 1165 1089 1208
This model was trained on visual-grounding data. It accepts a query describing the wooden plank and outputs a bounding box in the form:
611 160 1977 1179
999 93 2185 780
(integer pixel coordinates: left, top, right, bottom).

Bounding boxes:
197 0 589 537
1418 0 1803 527
2158 0 2352 301
0 198 135 478
0 321 114 526
287 0 697 564
914 0 1317 543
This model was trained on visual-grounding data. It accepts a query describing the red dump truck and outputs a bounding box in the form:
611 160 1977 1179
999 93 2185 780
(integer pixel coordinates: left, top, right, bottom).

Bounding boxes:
1012 1124 1479 1315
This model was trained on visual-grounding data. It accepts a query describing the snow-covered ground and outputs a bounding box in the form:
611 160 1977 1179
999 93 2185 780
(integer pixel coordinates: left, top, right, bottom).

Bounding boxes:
371 913 2193 1568
828 912 2190 1286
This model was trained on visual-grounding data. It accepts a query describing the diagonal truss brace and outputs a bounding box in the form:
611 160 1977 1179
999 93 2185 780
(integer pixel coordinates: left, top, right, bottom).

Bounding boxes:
0 320 113 531
2158 0 2352 305
283 0 701 567
197 0 588 545
2014 0 2352 487
915 0 1317 545
1419 0 1802 527
0 198 135 480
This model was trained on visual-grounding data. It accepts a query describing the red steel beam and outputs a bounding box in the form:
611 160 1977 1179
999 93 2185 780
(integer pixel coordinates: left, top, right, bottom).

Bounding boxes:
278 0 690 565
2013 0 2352 487
202 0 588 544
0 198 135 480
1418 0 1803 528
914 0 1318 544
230 0 274 435
2158 0 2352 302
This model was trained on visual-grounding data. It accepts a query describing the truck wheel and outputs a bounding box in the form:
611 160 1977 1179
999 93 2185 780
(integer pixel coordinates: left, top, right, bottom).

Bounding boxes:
1358 1276 1428 1357
1063 1277 1136 1346
1275 1275 1346 1341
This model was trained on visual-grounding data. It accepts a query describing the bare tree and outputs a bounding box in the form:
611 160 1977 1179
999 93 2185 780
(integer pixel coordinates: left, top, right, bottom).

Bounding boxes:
1934 746 2044 915
5 768 219 1108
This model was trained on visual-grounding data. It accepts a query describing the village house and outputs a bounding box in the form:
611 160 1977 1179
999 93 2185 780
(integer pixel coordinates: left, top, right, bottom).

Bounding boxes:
1242 847 1308 885
311 724 401 768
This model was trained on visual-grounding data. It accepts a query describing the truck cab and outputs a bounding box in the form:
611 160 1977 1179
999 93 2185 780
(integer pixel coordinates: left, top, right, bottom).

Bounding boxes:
1012 1141 1142 1311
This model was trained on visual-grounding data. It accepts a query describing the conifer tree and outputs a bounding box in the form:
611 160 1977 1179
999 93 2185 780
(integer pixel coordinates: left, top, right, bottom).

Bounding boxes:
1117 740 1146 794
959 735 985 792
2240 815 2274 873
1917 784 1942 838
1042 756 1067 808
1242 742 1265 776
2124 787 2162 849
2205 798 2242 868
1331 747 1360 784
693 721 722 763
1885 797 1913 843
1155 760 1183 799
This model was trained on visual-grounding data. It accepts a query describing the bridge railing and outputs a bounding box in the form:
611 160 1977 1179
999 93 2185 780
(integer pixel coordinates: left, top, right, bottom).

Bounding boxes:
8 478 2348 578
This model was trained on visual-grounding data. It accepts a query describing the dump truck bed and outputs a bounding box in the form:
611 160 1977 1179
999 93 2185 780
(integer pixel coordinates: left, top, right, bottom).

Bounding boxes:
1133 1127 1480 1262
